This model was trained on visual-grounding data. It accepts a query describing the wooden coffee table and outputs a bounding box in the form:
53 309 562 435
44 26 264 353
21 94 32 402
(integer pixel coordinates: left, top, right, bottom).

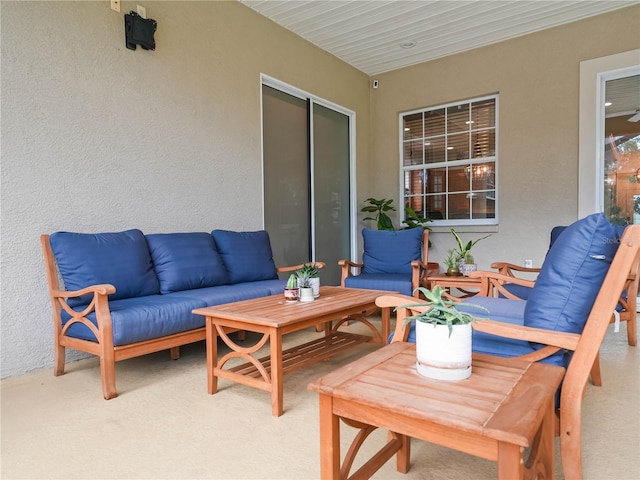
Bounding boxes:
308 342 565 479
193 286 390 416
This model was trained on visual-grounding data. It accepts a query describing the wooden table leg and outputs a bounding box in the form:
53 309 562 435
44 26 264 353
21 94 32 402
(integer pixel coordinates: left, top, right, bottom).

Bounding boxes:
319 394 340 479
497 442 524 480
206 317 218 395
270 328 284 416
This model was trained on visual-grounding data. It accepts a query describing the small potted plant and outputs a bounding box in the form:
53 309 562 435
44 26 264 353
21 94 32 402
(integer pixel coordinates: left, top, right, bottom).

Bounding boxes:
451 229 491 273
443 249 460 276
296 271 315 302
284 274 299 303
400 286 487 381
296 263 321 298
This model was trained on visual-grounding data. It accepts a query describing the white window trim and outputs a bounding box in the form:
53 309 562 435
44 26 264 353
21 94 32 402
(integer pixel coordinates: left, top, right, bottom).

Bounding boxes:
578 50 640 218
399 95 499 227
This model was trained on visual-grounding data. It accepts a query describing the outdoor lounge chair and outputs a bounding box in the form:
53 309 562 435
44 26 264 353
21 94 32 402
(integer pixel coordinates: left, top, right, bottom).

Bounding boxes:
339 228 431 298
376 215 640 479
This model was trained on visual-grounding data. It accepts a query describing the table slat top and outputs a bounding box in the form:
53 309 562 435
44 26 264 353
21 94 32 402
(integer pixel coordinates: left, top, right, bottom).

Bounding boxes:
193 286 388 327
308 342 564 446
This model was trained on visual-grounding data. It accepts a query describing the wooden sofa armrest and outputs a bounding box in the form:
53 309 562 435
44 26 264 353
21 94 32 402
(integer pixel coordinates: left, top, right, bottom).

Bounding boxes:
338 258 363 287
468 270 535 299
51 284 116 299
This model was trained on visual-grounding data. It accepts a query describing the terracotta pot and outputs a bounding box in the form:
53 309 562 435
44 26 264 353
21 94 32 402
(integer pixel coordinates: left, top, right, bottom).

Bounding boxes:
284 288 299 303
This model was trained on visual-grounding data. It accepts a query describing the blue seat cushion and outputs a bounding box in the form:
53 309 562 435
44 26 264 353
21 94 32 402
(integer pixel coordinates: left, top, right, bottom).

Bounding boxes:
146 232 229 294
50 229 160 307
524 213 622 334
62 295 207 346
169 283 278 306
211 230 278 284
345 273 413 296
361 228 423 275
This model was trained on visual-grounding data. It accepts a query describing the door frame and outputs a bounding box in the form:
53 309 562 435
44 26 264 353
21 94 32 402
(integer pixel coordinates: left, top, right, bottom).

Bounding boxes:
259 73 358 262
578 49 640 217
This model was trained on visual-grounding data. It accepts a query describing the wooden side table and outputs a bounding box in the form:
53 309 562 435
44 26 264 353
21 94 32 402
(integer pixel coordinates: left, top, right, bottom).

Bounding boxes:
308 342 564 479
428 273 482 298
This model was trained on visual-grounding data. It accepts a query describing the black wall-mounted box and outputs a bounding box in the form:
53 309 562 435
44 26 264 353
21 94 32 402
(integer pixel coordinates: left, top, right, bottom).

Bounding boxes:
125 11 157 51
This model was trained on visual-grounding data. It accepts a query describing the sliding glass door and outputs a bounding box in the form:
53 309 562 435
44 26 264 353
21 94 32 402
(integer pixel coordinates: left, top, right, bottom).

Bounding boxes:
262 81 352 285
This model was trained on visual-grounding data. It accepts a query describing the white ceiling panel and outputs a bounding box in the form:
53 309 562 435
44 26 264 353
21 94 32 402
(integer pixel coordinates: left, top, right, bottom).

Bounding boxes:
240 0 638 75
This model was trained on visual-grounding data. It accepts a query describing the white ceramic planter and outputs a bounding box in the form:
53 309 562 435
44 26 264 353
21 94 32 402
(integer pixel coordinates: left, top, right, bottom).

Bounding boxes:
461 263 477 276
299 287 315 302
415 322 472 380
309 277 320 298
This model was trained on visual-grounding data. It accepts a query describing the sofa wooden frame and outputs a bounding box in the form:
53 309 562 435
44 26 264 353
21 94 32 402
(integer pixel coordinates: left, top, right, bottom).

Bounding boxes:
376 224 640 479
41 234 322 400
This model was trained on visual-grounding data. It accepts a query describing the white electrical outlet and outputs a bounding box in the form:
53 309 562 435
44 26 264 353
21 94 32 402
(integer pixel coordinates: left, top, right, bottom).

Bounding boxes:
137 5 146 18
110 0 120 12
524 259 533 268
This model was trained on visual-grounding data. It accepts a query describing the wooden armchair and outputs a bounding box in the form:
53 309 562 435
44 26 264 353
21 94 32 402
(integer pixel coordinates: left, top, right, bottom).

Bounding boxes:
339 228 432 298
376 223 640 479
489 226 638 347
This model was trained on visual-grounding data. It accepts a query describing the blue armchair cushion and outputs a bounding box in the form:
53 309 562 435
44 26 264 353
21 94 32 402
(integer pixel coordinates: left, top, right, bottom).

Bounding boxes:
524 213 621 334
50 229 160 307
146 233 229 294
345 273 413 296
211 230 278 284
361 228 423 275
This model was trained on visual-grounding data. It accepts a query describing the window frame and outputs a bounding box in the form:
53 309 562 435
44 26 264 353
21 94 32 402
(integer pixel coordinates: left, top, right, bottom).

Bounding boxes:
399 94 499 227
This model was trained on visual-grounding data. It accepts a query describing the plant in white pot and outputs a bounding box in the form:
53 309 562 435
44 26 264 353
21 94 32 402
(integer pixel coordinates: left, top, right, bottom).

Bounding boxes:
296 263 321 298
296 271 315 302
451 229 491 275
400 286 487 381
284 274 299 303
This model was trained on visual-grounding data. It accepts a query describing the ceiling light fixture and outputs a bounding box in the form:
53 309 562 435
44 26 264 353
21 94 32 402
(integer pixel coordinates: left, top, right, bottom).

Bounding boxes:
400 40 416 49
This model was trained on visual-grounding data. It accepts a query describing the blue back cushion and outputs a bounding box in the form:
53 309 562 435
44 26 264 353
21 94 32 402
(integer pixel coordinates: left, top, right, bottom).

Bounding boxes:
211 230 278 284
146 233 229 294
50 229 160 307
524 213 621 334
361 228 423 275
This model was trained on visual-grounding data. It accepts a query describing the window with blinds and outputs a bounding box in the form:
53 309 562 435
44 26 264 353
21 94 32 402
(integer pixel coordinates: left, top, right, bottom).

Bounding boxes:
400 95 498 226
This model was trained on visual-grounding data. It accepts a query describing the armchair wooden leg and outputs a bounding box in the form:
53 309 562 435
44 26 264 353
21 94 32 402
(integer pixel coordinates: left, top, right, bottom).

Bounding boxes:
99 352 118 400
590 352 602 387
53 343 65 376
627 312 637 346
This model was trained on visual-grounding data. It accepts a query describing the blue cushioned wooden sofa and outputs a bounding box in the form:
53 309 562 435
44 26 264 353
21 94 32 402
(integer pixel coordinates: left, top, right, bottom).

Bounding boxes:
41 228 318 399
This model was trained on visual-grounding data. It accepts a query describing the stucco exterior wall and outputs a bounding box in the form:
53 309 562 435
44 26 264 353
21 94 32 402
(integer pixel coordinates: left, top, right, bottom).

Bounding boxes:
369 6 640 272
0 1 370 378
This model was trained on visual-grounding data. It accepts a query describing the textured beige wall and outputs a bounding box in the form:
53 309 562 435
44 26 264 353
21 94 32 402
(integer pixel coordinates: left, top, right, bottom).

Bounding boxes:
0 1 369 378
370 5 640 271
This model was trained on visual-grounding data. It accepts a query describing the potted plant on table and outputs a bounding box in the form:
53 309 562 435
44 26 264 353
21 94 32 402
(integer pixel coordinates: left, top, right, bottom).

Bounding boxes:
296 271 315 302
296 263 321 298
284 274 299 303
451 229 491 276
443 249 460 276
400 286 487 381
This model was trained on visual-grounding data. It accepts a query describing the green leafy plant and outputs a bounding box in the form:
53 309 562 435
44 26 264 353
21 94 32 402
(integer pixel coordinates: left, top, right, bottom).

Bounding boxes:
402 206 432 230
286 274 298 290
296 263 320 278
443 249 457 269
399 286 487 336
361 197 431 241
361 197 396 231
295 271 312 288
451 229 492 263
